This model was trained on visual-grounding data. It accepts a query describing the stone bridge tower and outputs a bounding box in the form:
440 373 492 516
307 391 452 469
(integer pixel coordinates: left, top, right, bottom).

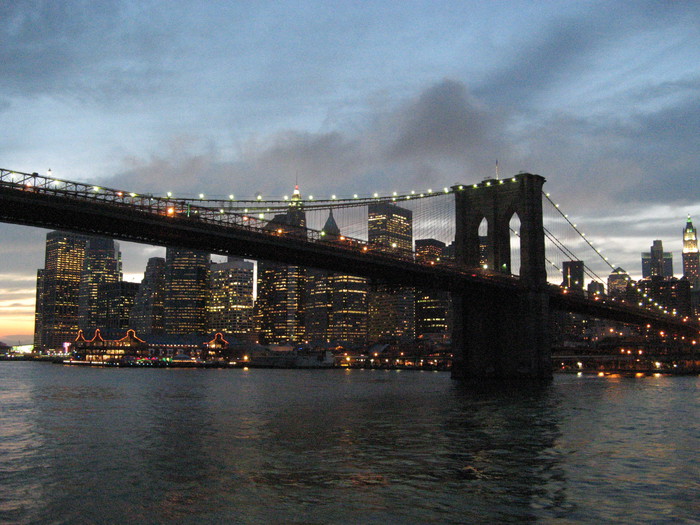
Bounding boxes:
451 173 551 382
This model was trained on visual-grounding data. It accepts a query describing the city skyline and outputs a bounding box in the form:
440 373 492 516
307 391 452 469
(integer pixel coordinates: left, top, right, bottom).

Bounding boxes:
1 1 699 341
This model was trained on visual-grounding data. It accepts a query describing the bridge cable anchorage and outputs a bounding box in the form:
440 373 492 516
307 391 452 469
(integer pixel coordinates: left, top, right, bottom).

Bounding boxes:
542 190 680 317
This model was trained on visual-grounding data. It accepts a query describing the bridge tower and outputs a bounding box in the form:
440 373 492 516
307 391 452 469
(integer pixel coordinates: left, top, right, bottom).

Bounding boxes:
451 173 551 382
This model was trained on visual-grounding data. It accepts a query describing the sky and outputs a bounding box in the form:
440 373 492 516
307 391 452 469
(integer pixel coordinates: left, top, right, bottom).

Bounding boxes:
1 0 699 343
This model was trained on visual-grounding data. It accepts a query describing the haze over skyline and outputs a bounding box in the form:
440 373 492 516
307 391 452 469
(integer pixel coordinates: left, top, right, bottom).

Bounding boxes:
1 1 699 343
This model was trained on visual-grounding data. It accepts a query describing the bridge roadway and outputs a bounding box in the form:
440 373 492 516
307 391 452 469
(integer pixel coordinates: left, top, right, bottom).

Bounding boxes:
0 170 697 338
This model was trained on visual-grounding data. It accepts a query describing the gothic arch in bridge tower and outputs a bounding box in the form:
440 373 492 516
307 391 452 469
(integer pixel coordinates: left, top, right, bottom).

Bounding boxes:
451 173 551 382
453 174 547 286
509 212 522 276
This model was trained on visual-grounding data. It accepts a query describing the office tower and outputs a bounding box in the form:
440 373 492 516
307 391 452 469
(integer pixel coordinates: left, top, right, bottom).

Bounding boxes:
98 281 139 338
367 203 415 341
208 257 255 340
78 237 122 333
641 240 673 278
130 257 166 335
682 216 700 288
255 186 308 344
561 260 585 291
415 239 449 336
367 202 412 252
163 247 210 335
608 267 630 297
306 211 368 345
34 231 89 351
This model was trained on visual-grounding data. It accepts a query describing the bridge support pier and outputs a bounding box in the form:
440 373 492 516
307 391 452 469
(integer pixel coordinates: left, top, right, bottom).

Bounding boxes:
451 173 552 382
451 287 551 382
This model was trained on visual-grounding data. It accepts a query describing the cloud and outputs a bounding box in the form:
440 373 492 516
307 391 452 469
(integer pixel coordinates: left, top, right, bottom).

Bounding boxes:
101 79 508 199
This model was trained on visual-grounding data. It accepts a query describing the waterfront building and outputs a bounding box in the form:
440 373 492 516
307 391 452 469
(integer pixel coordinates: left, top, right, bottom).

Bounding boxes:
415 239 449 337
129 257 166 335
208 257 255 341
561 260 585 292
163 248 210 335
71 328 148 363
682 215 700 288
367 202 415 341
255 186 308 344
34 231 89 351
306 211 368 345
78 237 122 333
641 240 673 278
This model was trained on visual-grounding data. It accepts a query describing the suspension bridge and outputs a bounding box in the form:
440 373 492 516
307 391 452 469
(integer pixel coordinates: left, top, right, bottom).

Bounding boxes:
0 168 696 381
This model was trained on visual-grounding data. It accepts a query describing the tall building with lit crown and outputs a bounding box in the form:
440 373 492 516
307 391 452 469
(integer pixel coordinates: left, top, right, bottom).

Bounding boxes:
34 231 89 351
163 248 210 335
367 202 415 341
306 211 368 345
208 257 255 340
415 239 449 336
130 257 166 335
255 185 308 344
78 237 122 333
682 215 700 288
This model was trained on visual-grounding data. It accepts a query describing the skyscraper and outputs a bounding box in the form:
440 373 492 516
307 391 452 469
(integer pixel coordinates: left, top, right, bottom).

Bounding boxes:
98 281 139 338
306 211 368 345
163 248 210 335
367 203 415 341
415 239 449 336
642 240 673 278
78 237 122 333
561 260 585 291
34 231 89 351
255 186 308 344
367 202 412 252
130 257 166 335
208 257 255 340
682 215 700 288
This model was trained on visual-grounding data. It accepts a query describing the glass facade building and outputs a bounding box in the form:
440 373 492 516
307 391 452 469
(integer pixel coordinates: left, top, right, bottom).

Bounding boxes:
34 231 89 351
163 248 210 336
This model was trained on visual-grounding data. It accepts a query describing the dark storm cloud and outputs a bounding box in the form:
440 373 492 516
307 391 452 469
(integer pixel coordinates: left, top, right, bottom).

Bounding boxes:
384 80 497 159
101 79 509 198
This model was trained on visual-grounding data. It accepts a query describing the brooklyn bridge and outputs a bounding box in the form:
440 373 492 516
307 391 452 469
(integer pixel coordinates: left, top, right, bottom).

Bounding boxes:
0 168 697 381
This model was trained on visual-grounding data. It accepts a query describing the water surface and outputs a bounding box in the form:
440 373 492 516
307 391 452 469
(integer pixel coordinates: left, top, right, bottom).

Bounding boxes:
1 363 697 523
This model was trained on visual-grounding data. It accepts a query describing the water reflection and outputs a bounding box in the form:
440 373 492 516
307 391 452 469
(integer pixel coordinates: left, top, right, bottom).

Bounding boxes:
0 364 697 523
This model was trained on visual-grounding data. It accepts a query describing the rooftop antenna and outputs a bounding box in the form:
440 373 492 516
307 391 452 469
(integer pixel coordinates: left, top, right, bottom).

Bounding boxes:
495 160 500 180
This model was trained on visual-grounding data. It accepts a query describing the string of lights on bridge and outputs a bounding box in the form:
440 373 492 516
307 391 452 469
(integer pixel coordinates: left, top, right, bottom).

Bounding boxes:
0 168 687 322
542 190 685 320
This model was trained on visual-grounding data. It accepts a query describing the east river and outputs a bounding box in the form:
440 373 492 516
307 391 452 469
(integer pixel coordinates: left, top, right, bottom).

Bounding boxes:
1 363 698 524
